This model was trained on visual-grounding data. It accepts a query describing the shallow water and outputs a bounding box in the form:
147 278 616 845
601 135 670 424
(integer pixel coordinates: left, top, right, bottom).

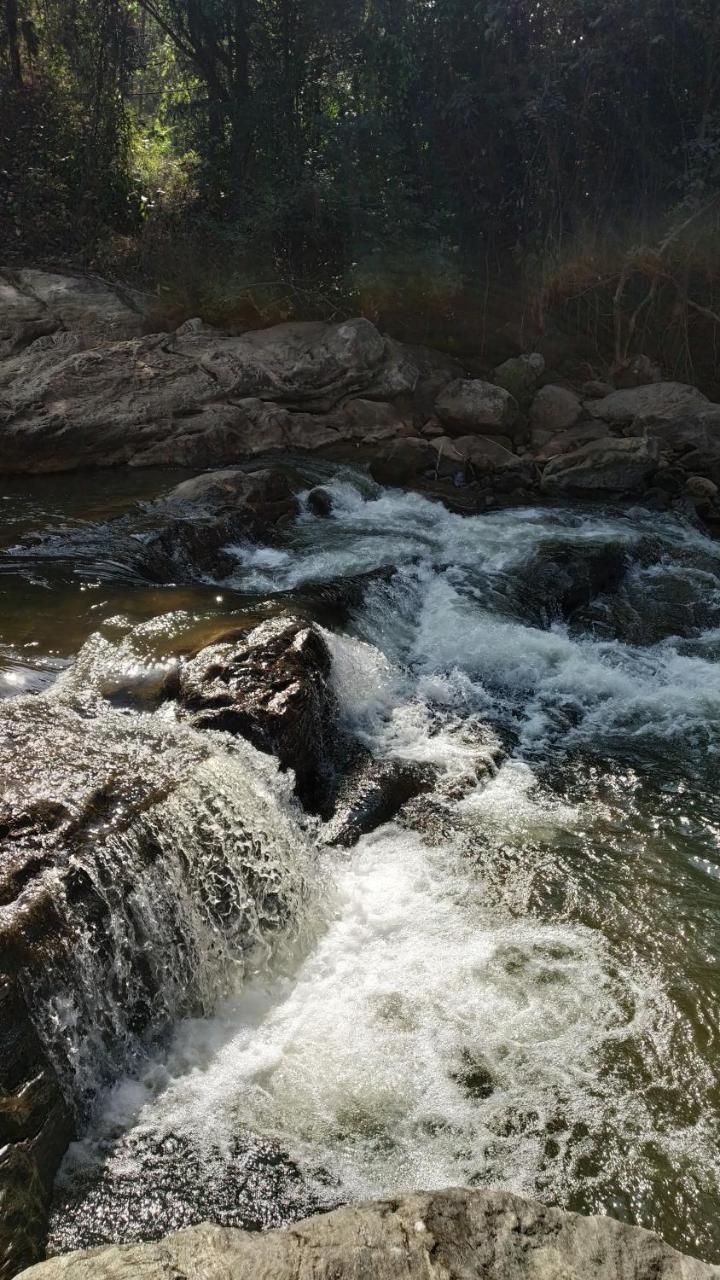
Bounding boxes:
3 467 720 1261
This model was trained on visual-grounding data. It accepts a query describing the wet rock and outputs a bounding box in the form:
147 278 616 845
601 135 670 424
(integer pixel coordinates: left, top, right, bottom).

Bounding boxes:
530 384 583 433
369 437 436 486
0 980 73 1278
587 382 709 424
0 679 315 1275
614 354 662 388
307 486 334 517
541 437 659 494
322 755 435 847
177 617 338 814
435 379 518 435
509 541 629 627
19 1187 719 1280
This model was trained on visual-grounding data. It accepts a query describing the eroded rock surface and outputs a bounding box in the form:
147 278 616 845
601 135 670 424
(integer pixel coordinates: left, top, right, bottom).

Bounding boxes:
19 1188 720 1280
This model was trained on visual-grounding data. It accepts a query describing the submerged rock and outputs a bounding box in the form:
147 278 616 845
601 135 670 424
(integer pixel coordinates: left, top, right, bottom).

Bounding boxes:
19 1187 719 1279
322 754 435 847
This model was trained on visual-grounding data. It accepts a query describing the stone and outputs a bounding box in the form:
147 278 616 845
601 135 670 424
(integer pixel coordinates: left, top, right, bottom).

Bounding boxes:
493 352 545 401
530 384 583 433
452 434 522 469
614 354 662 388
0 269 149 345
0 286 432 473
684 475 719 504
369 438 436 486
586 382 709 424
322 755 434 847
18 1188 720 1280
306 486 334 517
534 421 611 462
177 617 338 814
582 379 615 399
435 378 518 434
542 436 659 494
638 410 720 485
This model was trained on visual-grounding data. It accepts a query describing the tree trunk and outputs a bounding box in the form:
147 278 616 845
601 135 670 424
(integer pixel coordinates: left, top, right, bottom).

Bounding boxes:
5 0 22 85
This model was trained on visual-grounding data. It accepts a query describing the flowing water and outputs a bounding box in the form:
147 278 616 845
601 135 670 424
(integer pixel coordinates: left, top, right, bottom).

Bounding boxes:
3 466 720 1262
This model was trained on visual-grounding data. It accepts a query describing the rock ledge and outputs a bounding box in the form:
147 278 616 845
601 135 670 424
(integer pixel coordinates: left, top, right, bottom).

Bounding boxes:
19 1188 719 1279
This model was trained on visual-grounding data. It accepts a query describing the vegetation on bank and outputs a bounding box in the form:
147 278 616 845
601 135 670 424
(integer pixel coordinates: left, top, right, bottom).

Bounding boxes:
1 0 719 382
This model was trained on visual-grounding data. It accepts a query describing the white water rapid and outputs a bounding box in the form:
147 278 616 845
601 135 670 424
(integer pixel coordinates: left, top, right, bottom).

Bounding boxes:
47 478 720 1261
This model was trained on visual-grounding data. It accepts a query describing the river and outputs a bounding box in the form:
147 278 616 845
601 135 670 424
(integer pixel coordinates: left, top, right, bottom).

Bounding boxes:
2 464 720 1263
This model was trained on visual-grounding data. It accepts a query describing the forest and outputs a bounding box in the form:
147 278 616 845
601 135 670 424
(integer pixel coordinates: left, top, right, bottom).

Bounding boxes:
2 0 720 369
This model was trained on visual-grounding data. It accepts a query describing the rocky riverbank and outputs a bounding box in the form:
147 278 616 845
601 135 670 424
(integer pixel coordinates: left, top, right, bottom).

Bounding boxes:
1 268 719 523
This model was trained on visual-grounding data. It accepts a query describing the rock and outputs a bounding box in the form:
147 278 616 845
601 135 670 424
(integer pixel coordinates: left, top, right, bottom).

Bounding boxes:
493 353 545 402
428 436 465 478
18 1187 719 1280
369 438 436 485
684 475 719 504
587 382 709 424
0 293 431 473
164 466 296 512
177 617 338 814
336 398 406 442
306 486 334 517
530 384 582 433
0 980 73 1278
322 755 434 847
435 379 518 434
614 354 662 388
508 541 629 626
534 421 611 462
638 410 720 485
452 435 522 470
541 437 659 494
0 689 309 1276
0 269 149 346
582 379 615 399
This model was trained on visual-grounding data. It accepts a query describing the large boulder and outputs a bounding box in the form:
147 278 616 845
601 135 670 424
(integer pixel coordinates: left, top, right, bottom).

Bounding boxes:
530 384 583 434
587 382 709 424
369 437 436 485
0 290 433 473
18 1188 719 1280
493 353 545 402
177 617 338 813
435 379 518 435
541 436 659 494
0 270 149 349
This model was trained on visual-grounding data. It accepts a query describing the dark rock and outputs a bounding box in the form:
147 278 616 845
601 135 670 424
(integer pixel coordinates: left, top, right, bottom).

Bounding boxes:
177 617 338 814
369 438 436 486
509 541 629 627
322 754 435 847
306 487 334 518
614 354 662 388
